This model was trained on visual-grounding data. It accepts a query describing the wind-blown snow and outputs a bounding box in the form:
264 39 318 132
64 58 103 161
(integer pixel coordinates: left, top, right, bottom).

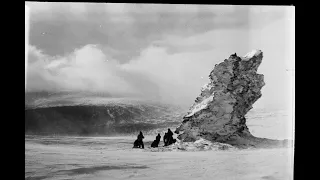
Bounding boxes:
185 94 214 118
241 49 262 60
184 83 214 118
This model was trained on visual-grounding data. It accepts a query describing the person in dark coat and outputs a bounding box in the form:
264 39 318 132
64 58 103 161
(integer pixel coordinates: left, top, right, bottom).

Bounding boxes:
137 131 144 140
163 132 168 146
151 133 161 148
167 128 173 137
133 131 144 149
155 133 161 142
166 128 176 146
167 128 173 145
133 139 140 148
137 131 144 149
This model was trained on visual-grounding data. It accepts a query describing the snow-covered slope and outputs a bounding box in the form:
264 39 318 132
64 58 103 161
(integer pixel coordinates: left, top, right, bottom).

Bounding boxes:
25 92 185 135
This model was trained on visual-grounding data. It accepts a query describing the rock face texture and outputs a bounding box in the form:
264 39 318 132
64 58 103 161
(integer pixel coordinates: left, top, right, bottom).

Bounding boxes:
175 50 290 148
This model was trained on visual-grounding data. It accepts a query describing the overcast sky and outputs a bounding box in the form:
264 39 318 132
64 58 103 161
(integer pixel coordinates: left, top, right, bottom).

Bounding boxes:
25 3 294 110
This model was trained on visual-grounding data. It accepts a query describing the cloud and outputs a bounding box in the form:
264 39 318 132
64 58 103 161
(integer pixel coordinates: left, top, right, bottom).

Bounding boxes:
26 40 228 106
26 5 30 89
25 4 293 110
26 3 281 63
121 11 292 109
26 44 162 100
26 42 215 106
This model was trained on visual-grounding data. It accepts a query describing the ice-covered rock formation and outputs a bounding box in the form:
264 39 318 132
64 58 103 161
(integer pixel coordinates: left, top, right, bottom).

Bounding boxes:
175 50 290 148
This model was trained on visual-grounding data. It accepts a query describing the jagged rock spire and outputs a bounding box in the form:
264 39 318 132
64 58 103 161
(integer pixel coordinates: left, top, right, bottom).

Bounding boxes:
175 50 265 143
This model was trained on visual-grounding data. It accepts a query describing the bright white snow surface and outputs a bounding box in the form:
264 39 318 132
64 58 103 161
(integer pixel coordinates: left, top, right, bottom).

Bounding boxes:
246 109 294 140
241 49 262 61
185 94 214 118
185 83 214 118
26 135 293 180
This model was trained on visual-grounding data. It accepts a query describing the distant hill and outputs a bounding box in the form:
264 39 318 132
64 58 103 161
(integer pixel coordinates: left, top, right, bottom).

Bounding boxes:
25 91 185 136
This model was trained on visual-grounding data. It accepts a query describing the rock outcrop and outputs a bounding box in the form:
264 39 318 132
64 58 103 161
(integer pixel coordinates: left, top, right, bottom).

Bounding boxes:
175 50 291 148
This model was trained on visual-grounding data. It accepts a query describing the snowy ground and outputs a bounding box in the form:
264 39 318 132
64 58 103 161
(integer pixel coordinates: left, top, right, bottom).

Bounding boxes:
25 135 293 180
246 109 294 140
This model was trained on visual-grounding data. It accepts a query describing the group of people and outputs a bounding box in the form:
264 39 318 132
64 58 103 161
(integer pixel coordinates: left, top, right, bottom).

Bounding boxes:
133 129 177 149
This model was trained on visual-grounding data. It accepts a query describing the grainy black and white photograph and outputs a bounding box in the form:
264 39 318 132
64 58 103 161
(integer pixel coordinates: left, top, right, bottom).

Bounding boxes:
25 2 295 180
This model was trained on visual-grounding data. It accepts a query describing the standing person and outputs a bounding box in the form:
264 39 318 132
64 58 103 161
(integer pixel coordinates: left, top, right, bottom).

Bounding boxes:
163 132 168 146
167 128 174 145
137 131 144 149
156 133 161 142
167 128 173 136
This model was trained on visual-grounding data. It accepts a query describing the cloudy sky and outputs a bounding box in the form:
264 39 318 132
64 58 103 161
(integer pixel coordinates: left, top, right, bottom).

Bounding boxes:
25 3 294 110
